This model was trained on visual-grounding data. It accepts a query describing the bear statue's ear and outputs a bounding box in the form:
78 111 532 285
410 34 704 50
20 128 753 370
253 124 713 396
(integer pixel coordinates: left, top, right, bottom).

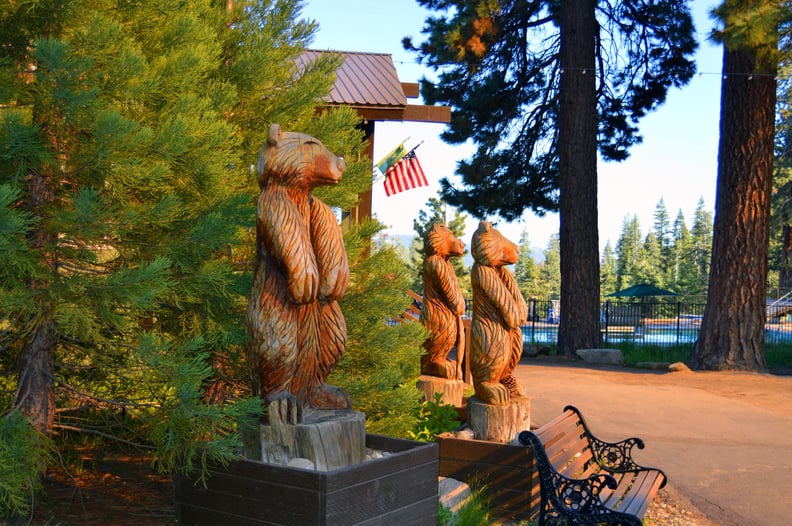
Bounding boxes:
267 124 281 146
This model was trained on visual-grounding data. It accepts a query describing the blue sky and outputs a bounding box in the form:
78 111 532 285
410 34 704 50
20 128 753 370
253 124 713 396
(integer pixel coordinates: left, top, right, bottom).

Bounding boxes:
301 0 722 253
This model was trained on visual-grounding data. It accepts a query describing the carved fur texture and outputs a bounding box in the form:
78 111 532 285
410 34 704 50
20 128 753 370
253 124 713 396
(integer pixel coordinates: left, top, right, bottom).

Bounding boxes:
420 224 466 379
245 124 350 422
470 221 529 405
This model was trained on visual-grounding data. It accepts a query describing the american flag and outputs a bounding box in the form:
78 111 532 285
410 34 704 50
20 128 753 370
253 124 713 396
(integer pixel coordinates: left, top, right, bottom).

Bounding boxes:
383 151 428 197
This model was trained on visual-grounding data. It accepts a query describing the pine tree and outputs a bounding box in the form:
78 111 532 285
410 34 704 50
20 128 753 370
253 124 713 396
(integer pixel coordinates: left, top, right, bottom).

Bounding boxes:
600 241 619 297
405 0 697 355
0 0 382 515
514 229 541 300
653 198 673 281
689 198 714 296
615 215 643 289
691 0 786 371
538 235 561 299
669 209 692 291
639 232 664 286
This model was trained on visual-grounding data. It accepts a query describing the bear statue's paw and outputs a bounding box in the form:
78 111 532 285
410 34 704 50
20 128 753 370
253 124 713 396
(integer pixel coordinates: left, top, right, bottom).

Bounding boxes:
288 270 318 304
309 384 352 410
266 391 303 425
500 375 526 397
475 381 511 406
421 358 458 380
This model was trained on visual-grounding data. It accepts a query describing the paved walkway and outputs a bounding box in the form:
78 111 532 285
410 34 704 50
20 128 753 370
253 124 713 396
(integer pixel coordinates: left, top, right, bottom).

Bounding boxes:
512 358 792 526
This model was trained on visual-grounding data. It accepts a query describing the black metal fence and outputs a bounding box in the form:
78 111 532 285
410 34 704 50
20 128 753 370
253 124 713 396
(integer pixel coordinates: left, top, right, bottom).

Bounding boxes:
517 299 792 347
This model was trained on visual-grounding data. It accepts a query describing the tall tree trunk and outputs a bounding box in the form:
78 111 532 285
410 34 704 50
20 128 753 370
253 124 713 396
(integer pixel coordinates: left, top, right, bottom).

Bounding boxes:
690 45 776 371
15 314 56 433
557 0 601 356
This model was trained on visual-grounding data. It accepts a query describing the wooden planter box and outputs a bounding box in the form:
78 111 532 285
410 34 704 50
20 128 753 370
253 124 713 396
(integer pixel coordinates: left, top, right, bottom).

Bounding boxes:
174 434 439 526
437 433 539 521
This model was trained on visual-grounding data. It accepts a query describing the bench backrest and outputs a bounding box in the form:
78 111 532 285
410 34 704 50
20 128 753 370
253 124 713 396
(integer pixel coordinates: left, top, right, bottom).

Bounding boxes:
533 409 599 479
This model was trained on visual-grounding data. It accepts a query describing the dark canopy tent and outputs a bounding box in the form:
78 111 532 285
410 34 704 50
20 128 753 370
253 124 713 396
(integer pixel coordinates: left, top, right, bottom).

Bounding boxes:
607 283 679 298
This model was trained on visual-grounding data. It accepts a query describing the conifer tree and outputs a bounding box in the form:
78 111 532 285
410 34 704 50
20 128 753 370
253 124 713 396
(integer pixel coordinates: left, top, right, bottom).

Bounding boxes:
0 0 385 516
669 209 692 290
615 215 643 289
514 230 542 300
691 0 786 371
689 198 714 296
653 198 673 281
405 0 697 355
538 235 561 299
600 242 619 297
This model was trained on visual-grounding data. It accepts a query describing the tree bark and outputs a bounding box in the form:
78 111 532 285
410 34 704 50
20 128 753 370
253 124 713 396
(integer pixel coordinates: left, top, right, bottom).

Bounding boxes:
15 314 57 433
690 45 775 371
557 0 601 356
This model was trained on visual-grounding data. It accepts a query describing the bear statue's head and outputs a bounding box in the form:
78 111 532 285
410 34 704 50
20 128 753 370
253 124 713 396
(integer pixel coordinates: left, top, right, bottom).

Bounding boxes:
471 221 519 267
425 223 465 258
257 123 346 189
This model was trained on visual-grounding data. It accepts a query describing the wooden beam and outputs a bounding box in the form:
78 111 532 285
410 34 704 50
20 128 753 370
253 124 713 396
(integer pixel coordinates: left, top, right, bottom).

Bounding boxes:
401 82 420 98
402 104 451 124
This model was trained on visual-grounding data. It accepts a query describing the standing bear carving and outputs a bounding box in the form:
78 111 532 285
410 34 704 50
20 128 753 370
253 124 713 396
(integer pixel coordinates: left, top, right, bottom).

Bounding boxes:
470 221 529 406
420 223 466 379
246 124 350 424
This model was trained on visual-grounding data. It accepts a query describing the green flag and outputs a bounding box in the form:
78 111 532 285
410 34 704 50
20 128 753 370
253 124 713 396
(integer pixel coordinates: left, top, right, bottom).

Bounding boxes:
376 141 407 175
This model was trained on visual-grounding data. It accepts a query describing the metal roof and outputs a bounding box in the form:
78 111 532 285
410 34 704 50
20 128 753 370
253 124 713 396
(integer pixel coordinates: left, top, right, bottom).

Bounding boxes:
299 50 449 124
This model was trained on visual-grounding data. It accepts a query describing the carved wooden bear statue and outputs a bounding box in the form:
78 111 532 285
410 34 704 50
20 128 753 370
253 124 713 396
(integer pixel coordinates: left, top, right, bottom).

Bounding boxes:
420 223 466 379
246 124 350 424
470 221 529 405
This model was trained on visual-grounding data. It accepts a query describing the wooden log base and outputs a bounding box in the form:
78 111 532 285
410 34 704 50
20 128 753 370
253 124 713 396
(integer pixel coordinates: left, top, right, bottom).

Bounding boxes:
254 408 366 471
417 375 465 407
467 395 531 443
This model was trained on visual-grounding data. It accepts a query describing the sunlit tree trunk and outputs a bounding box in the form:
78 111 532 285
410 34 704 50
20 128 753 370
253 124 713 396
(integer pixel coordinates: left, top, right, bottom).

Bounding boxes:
15 315 56 433
557 0 601 356
690 43 776 371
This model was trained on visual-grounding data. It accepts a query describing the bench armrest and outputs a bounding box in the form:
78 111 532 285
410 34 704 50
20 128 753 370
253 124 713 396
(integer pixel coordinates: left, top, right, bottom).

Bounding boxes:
519 430 643 526
564 405 667 484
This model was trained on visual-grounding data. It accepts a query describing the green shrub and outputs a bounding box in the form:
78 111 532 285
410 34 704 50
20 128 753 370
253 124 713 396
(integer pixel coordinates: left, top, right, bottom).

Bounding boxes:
438 483 492 526
409 393 461 442
0 411 52 520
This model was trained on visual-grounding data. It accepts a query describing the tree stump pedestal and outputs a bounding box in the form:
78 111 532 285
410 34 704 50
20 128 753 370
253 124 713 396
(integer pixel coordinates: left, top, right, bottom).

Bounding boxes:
244 408 366 471
467 395 531 443
417 375 465 407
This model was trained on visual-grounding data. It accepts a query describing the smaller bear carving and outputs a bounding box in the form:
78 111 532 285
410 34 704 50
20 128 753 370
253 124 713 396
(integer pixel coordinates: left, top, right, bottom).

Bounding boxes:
470 221 529 405
420 223 466 379
245 124 350 425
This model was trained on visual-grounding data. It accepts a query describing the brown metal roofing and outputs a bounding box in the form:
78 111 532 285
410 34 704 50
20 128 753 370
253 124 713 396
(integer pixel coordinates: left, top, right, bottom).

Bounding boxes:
298 50 449 124
300 49 407 107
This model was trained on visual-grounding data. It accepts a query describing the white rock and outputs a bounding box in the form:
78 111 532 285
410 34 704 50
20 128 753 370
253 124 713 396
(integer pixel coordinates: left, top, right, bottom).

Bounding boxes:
287 457 315 470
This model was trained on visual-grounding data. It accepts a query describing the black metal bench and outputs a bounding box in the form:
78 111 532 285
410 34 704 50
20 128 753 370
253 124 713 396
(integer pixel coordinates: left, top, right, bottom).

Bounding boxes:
518 405 667 526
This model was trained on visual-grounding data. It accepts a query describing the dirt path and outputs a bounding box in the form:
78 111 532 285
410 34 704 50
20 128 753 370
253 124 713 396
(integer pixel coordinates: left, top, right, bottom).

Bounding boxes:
514 357 792 526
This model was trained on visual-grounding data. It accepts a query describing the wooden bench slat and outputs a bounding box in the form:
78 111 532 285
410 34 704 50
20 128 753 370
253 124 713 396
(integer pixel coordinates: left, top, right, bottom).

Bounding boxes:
616 470 665 517
556 449 595 479
542 433 588 463
597 471 632 508
534 410 579 436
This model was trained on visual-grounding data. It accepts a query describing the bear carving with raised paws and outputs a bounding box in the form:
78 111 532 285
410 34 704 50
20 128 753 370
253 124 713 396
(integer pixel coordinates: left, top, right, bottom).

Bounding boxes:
470 221 529 406
245 124 350 424
420 223 466 379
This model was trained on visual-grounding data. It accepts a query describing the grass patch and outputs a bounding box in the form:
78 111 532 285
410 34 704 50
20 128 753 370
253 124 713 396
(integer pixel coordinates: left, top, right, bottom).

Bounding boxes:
617 344 691 366
766 344 792 368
